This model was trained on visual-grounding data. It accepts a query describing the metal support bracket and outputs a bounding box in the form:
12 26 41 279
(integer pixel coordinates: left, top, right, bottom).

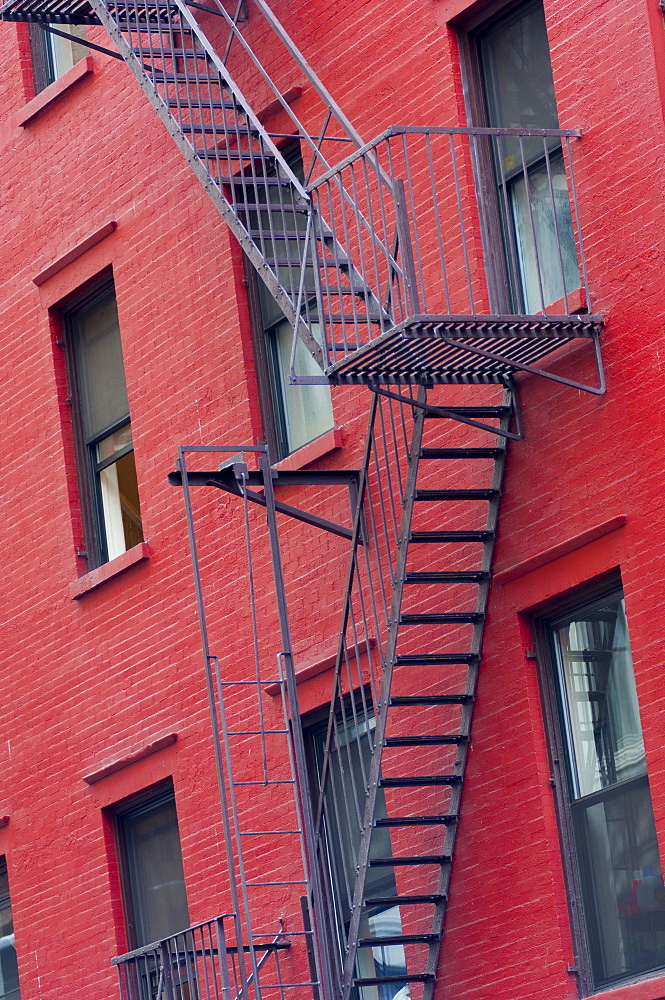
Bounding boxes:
168 465 361 542
38 22 122 58
368 385 524 440
436 330 606 396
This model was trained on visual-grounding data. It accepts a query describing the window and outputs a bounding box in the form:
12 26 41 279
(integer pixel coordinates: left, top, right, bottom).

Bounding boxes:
536 588 665 992
245 147 334 462
115 784 190 950
307 704 409 1000
29 23 87 93
63 281 144 568
0 861 20 1000
463 0 580 312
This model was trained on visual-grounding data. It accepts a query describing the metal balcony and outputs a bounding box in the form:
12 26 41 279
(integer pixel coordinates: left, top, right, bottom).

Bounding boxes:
295 125 603 391
112 915 290 1000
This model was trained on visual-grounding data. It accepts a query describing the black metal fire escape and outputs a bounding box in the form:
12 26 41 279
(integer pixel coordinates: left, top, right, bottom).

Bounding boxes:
0 0 605 997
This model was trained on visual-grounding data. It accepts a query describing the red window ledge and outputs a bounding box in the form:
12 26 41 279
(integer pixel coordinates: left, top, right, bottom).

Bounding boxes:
70 542 150 600
591 972 665 1000
273 428 344 472
18 56 94 127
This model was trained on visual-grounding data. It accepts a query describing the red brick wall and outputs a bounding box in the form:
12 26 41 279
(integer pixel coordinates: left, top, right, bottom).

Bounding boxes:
0 0 664 997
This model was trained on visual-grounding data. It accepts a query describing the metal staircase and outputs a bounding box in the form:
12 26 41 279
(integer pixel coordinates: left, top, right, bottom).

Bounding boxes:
312 385 516 1000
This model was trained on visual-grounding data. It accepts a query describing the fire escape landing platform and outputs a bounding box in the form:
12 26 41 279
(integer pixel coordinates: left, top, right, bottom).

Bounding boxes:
323 313 603 385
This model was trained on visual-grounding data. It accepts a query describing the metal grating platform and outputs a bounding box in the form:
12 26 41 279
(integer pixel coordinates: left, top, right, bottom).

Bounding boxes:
325 314 604 386
0 0 170 22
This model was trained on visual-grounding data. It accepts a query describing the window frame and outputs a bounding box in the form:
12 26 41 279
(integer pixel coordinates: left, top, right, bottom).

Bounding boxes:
28 22 87 93
61 278 143 569
458 0 579 314
113 781 190 952
532 577 665 995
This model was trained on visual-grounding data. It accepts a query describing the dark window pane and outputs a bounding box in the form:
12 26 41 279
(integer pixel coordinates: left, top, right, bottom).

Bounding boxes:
71 291 129 441
120 792 190 948
479 1 559 131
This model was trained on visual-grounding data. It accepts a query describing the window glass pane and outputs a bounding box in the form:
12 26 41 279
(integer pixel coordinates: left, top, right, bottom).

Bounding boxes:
44 24 87 83
121 793 190 948
548 593 665 987
479 0 558 131
510 154 581 311
0 864 20 1000
271 317 333 455
71 292 129 441
575 781 665 985
553 598 645 799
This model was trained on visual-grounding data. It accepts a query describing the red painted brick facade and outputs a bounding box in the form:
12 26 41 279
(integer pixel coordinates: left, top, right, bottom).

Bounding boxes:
0 0 665 997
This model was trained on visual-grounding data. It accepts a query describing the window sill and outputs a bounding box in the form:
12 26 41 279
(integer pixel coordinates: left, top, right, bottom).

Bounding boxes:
590 971 665 1000
542 285 587 316
18 56 94 127
70 541 150 600
273 428 344 472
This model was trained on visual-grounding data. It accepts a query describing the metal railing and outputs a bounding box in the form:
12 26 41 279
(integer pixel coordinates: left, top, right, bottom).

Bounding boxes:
293 125 593 381
113 916 290 1000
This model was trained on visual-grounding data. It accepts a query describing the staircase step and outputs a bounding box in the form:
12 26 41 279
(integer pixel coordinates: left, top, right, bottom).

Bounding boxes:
409 529 493 542
399 612 483 624
420 447 504 459
327 313 386 324
354 974 435 986
369 854 451 866
364 894 447 906
216 176 295 188
167 98 239 110
375 814 456 827
384 734 468 747
358 934 438 947
395 653 478 666
150 70 222 83
414 488 499 501
404 570 489 584
195 148 273 160
390 694 472 706
379 775 461 787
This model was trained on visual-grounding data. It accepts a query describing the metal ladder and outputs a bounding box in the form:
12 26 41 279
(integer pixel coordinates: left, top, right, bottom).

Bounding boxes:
314 386 517 1000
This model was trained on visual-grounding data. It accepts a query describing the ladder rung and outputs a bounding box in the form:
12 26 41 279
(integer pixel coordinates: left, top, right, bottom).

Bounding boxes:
399 612 484 624
358 934 438 947
420 447 503 459
405 570 489 583
390 694 472 706
375 814 456 827
425 405 511 418
414 488 499 501
354 974 435 986
369 854 451 866
364 894 446 906
380 775 461 787
395 653 478 665
384 734 468 747
409 530 494 542
326 313 385 323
